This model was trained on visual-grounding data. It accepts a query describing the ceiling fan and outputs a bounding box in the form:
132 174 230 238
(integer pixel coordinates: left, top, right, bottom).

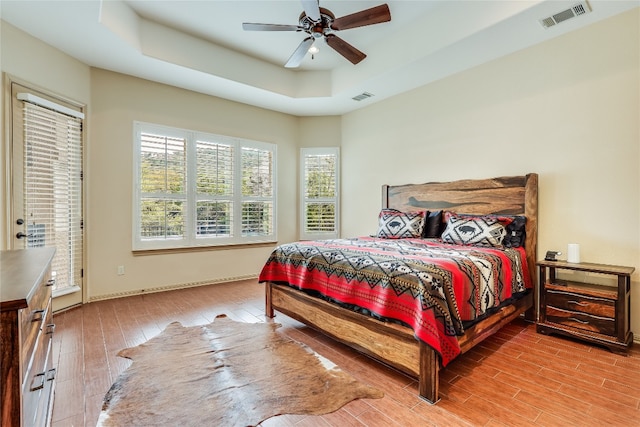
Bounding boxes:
242 0 391 68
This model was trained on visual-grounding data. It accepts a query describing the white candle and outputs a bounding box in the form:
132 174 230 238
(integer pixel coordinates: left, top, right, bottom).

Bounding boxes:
567 243 580 263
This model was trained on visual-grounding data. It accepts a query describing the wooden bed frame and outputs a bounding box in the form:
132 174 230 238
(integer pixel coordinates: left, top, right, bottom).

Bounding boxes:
265 173 538 403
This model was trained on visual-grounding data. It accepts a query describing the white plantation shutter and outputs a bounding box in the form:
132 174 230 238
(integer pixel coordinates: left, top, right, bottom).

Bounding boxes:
196 139 234 237
300 147 339 240
241 146 274 237
133 122 276 249
139 131 187 242
22 101 83 293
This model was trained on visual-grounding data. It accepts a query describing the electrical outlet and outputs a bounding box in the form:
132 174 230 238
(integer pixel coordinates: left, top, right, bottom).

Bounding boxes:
117 265 125 275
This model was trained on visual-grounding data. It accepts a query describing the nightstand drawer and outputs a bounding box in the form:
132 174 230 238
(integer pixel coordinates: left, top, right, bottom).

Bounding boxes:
545 306 616 336
546 289 615 319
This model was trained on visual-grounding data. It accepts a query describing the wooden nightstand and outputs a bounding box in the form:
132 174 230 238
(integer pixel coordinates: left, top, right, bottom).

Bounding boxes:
537 259 635 355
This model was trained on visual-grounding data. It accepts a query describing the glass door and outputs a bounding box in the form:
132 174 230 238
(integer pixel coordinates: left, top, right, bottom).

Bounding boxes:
10 82 84 308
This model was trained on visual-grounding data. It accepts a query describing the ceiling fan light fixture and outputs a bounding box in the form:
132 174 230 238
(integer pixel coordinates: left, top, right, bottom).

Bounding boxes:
308 46 319 54
242 1 391 68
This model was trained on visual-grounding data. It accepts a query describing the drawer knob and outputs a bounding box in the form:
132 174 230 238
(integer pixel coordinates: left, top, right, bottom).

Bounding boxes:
31 309 46 323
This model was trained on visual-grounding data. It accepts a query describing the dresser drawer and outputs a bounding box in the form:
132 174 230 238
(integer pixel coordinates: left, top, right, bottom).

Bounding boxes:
22 299 53 390
22 319 55 427
546 289 615 319
545 305 616 336
20 272 53 381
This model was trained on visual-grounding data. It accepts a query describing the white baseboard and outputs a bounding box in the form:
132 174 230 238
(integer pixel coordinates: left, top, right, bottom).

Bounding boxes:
87 274 259 303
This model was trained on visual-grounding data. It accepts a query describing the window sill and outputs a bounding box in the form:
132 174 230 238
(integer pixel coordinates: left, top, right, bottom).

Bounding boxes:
132 241 278 256
53 285 81 298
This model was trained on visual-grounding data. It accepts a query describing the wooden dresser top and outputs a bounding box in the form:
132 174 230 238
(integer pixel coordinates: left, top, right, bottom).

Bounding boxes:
1 248 56 312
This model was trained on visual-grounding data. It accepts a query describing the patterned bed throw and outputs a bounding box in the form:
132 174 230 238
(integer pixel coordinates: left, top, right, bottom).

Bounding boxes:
259 237 531 366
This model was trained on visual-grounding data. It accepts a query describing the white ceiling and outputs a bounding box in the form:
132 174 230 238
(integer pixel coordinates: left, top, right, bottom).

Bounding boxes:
1 0 637 116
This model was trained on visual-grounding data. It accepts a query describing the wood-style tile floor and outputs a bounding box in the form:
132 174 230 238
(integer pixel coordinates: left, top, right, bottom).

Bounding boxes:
51 280 640 426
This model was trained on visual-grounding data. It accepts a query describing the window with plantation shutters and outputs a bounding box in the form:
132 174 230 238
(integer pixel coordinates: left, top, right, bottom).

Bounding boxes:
21 99 84 295
133 122 276 250
196 139 233 238
241 147 273 237
139 131 186 241
300 147 339 240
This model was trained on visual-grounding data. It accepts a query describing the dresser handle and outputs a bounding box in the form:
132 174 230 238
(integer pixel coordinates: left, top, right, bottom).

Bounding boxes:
46 323 56 335
46 279 56 287
30 372 46 391
569 317 589 324
46 368 56 382
568 300 588 307
31 309 46 323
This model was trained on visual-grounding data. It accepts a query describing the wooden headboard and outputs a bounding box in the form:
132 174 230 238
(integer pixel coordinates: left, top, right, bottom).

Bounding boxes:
381 174 539 288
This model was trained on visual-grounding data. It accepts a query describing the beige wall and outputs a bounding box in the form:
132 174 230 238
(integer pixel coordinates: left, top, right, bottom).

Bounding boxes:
88 69 300 300
298 116 342 148
341 9 640 333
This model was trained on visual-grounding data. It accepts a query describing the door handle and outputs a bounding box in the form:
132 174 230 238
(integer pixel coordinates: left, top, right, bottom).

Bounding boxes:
16 232 32 239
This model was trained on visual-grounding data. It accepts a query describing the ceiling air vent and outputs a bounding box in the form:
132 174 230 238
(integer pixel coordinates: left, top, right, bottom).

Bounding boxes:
539 2 591 29
352 92 374 101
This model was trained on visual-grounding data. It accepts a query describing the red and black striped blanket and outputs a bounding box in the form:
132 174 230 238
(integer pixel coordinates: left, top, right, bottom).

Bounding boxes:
259 237 532 366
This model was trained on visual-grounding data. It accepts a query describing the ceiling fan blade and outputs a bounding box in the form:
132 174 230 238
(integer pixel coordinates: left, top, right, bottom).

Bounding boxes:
300 0 321 22
325 34 366 65
242 23 302 31
331 4 391 31
285 37 315 68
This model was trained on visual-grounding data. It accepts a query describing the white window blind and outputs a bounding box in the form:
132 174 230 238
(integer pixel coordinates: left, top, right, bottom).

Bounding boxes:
300 147 339 240
133 122 277 250
22 101 83 293
241 147 274 237
196 140 233 238
139 132 187 240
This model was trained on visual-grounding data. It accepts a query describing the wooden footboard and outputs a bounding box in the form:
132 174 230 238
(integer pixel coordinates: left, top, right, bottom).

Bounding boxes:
266 281 533 403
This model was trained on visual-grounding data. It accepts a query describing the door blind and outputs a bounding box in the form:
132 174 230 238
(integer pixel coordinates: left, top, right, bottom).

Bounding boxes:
22 101 83 293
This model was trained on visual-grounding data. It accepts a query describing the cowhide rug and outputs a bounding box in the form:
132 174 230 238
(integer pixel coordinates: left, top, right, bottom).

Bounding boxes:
97 314 383 426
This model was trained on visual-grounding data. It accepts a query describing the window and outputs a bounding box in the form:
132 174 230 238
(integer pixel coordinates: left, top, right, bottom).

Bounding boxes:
133 122 276 250
300 147 339 240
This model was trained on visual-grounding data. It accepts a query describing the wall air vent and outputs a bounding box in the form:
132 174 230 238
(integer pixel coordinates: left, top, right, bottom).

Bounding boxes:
539 1 591 29
352 92 374 101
